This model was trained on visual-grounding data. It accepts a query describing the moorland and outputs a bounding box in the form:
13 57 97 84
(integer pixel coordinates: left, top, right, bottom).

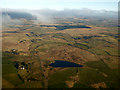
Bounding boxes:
2 9 119 88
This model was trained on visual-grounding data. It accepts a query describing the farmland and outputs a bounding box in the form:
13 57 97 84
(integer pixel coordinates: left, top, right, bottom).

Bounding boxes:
2 14 119 89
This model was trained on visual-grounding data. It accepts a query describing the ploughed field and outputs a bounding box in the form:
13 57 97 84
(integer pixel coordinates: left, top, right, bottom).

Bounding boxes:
2 17 119 88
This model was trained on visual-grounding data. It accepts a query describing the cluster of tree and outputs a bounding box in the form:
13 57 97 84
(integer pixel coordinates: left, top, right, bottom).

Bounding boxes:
4 49 19 55
14 61 30 70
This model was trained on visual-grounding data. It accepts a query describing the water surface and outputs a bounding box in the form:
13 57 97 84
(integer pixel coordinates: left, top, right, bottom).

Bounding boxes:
49 60 83 67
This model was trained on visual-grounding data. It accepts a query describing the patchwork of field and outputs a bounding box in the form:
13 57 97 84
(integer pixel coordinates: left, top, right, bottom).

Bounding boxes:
2 17 119 88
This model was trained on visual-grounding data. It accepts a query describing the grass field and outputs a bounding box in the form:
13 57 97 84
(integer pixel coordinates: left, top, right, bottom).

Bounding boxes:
2 17 119 88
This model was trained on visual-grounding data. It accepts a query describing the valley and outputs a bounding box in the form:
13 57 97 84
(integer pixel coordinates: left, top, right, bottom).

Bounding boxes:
2 15 119 88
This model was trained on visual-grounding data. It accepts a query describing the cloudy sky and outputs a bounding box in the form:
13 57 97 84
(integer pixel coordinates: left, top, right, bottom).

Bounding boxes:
0 0 118 11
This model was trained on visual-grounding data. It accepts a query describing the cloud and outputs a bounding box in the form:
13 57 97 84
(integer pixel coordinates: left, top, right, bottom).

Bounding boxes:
2 14 24 26
2 9 56 24
2 8 117 25
29 11 54 24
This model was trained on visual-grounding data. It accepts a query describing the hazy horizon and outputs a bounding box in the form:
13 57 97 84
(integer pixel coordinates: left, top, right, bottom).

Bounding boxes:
1 0 119 89
0 0 118 11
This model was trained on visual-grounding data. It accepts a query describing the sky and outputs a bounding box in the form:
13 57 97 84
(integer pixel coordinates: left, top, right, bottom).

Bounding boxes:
0 0 118 11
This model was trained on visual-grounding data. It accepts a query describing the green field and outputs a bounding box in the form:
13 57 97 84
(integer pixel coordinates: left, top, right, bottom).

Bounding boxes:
2 16 119 89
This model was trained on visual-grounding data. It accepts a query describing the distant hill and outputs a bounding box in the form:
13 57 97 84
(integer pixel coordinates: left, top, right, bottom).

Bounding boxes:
2 8 117 20
33 8 117 19
1 8 117 26
2 11 36 20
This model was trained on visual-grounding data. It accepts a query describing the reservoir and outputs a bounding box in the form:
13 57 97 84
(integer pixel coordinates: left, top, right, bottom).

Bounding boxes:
40 25 91 30
49 60 83 67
